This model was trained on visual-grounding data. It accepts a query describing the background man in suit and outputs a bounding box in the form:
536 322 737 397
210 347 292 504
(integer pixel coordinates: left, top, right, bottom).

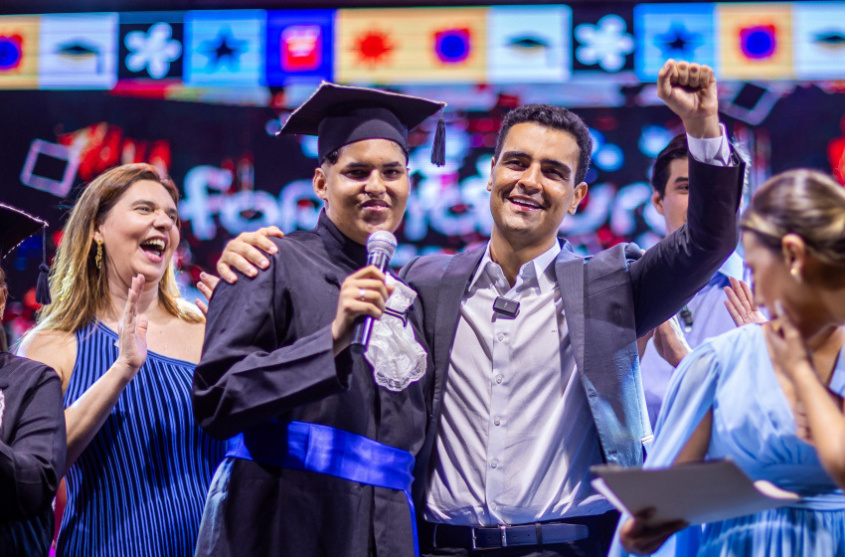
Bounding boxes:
638 133 748 428
212 59 745 557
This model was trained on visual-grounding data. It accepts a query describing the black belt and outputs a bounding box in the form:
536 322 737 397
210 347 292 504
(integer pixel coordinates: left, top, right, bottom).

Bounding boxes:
432 521 590 550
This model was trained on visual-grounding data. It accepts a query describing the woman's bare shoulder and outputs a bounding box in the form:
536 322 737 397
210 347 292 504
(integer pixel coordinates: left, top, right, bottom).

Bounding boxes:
17 327 78 388
147 314 206 364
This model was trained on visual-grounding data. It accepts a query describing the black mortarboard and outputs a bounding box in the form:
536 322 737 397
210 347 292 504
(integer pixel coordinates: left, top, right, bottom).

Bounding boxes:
280 82 447 166
0 203 51 304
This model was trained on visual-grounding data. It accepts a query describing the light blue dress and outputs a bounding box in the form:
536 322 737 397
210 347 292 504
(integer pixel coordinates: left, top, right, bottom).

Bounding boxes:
610 324 845 557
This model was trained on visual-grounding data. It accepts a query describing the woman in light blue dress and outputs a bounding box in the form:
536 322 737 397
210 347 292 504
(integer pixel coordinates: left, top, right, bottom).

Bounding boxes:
614 169 845 556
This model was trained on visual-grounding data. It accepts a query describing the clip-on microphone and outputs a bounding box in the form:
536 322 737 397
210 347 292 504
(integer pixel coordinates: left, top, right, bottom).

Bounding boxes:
493 296 520 319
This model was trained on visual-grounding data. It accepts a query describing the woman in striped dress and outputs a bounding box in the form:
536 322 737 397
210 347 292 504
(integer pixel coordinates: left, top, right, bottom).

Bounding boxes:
19 164 224 556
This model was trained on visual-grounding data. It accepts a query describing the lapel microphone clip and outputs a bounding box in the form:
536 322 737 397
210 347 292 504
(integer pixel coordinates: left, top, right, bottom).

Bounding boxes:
679 305 694 333
493 296 520 319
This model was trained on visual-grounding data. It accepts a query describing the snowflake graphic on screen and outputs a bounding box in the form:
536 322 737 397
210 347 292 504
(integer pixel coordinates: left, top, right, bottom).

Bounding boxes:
124 22 182 79
575 15 634 72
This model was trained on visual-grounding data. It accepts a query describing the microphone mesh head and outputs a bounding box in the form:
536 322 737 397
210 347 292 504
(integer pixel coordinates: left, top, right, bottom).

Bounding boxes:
366 230 398 259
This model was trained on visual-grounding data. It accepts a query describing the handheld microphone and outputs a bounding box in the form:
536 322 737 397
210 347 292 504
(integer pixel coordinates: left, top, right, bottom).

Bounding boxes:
350 230 398 354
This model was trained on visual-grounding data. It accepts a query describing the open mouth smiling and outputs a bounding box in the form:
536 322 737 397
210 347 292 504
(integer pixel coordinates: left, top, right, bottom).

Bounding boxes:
507 196 544 211
140 237 167 261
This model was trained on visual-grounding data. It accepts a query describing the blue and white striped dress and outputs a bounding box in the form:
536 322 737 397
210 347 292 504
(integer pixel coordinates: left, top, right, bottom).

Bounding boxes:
57 322 224 556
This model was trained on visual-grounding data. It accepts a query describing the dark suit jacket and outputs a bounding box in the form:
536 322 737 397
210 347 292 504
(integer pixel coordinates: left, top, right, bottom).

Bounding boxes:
400 154 745 504
0 352 66 556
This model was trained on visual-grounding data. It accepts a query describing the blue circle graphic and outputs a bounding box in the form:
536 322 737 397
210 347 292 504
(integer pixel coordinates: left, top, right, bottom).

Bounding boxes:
740 26 776 59
436 30 470 63
0 37 22 70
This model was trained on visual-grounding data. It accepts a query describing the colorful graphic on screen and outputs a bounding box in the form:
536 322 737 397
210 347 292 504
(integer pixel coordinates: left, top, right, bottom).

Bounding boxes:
793 2 845 79
336 7 486 84
434 28 472 64
573 8 635 73
634 3 715 80
185 10 264 86
266 10 333 85
740 25 777 59
717 3 792 79
487 6 570 83
282 25 321 71
118 13 185 81
353 30 393 66
38 13 118 90
0 35 23 70
0 16 39 89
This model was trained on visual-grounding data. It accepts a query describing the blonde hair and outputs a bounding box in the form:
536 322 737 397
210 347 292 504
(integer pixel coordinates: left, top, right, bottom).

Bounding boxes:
37 163 202 333
740 169 845 268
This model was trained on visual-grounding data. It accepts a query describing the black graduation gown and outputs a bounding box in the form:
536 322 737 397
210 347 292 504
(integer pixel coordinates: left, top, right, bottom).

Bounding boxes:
194 212 432 557
0 352 66 557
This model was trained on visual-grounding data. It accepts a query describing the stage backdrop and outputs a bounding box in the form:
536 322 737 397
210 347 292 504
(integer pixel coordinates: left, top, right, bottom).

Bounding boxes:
2 2 845 342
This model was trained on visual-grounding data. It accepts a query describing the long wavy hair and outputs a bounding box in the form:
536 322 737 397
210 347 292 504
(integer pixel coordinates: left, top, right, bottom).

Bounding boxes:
36 163 202 333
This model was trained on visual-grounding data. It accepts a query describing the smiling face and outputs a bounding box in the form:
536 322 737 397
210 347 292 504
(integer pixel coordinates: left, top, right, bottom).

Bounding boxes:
653 157 690 236
488 122 588 251
93 179 179 288
313 138 410 245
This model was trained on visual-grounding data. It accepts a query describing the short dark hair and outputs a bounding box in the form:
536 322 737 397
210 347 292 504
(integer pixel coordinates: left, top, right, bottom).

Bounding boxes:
319 143 409 167
651 133 689 198
320 149 340 166
493 104 593 185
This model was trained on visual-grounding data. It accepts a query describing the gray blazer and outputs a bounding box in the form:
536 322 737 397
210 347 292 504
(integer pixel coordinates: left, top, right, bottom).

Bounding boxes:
400 155 745 502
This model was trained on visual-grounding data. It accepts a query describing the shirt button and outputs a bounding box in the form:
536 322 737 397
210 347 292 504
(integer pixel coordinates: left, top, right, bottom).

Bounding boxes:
491 459 498 469
494 416 501 426
497 332 504 341
495 375 503 384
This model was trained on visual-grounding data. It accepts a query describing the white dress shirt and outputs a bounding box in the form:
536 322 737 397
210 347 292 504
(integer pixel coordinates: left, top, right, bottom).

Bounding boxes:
425 131 733 527
425 241 611 526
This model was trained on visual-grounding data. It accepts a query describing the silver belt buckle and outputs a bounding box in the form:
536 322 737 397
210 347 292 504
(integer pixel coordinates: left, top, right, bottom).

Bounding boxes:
500 524 508 547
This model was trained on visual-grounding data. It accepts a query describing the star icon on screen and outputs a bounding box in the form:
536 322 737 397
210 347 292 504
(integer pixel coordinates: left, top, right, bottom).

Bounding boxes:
655 23 703 59
201 28 247 70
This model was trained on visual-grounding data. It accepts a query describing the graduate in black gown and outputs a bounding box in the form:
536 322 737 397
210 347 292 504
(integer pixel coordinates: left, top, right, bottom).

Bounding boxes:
0 204 66 556
193 83 445 557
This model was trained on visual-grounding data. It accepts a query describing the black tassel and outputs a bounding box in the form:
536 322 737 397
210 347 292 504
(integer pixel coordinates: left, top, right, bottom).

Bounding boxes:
35 227 51 305
431 111 446 167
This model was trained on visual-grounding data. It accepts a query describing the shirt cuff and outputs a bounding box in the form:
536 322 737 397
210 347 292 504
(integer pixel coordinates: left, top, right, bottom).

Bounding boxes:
687 123 733 167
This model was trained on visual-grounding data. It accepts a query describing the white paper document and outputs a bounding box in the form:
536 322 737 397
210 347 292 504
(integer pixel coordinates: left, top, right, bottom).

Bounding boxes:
591 459 800 526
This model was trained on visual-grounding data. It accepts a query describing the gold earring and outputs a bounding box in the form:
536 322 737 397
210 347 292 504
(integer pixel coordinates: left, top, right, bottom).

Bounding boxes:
95 240 103 270
790 267 801 281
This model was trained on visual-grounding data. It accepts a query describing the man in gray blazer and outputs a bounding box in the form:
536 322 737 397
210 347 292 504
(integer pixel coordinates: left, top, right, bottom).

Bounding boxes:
211 60 744 557
399 60 743 557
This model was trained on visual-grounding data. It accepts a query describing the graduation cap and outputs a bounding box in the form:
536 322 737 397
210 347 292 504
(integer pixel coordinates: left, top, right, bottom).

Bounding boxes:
280 82 448 166
0 203 52 305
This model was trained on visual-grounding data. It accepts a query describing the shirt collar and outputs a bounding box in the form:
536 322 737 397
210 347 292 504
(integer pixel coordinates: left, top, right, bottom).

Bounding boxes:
468 239 561 295
717 251 745 281
313 209 369 271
